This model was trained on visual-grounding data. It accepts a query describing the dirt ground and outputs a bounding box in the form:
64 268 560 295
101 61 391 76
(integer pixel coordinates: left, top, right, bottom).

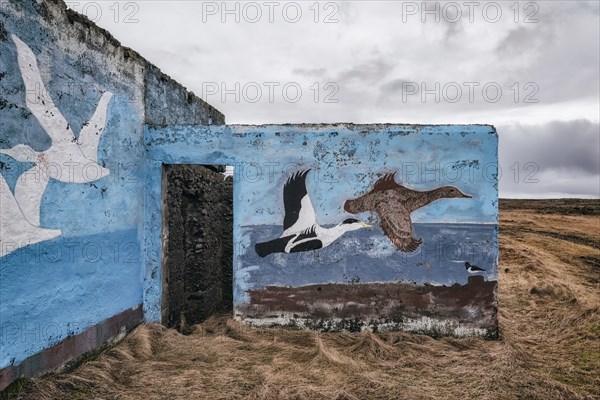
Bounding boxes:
5 200 600 400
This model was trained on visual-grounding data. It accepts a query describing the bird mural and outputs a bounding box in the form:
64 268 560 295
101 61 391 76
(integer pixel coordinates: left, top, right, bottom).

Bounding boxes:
255 170 371 257
465 262 486 274
1 35 113 189
0 34 113 257
0 173 61 257
344 172 471 252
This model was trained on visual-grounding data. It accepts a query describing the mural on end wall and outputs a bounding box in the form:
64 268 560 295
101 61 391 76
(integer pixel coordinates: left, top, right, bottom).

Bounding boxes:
0 35 112 257
233 126 498 338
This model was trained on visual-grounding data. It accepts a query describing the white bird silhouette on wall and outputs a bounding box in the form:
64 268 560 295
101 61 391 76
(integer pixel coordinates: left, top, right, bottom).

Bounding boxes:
0 34 113 257
0 174 61 257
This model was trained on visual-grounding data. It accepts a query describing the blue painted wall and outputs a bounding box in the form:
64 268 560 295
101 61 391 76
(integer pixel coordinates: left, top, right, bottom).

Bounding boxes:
1 16 144 370
143 124 498 333
1 0 497 381
0 0 222 376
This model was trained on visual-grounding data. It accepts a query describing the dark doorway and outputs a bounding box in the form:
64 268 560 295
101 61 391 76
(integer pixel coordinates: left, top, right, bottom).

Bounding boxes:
161 164 233 331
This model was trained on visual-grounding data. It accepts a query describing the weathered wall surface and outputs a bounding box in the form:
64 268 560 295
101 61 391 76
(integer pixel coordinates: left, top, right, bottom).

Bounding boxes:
1 0 498 390
144 124 499 338
0 0 223 389
162 165 233 330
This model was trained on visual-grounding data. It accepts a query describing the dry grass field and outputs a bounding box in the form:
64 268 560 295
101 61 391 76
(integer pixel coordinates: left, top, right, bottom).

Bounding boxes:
5 200 600 400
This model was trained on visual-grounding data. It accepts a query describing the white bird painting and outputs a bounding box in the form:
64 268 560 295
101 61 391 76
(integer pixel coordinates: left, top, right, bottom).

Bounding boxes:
254 170 371 257
0 173 61 257
0 34 113 257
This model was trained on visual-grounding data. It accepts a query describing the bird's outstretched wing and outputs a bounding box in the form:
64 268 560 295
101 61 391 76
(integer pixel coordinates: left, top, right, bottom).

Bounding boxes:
286 225 322 253
292 225 318 243
345 172 402 214
14 166 50 227
78 92 113 161
0 173 60 257
11 35 75 145
282 170 316 233
285 225 323 253
377 204 422 252
1 173 27 226
371 172 403 193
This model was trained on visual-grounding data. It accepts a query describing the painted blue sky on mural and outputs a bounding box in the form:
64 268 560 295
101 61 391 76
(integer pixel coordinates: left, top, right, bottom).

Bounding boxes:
145 124 498 226
230 125 498 226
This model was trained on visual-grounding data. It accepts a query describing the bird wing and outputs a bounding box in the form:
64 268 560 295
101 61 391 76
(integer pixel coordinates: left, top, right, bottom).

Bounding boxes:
1 172 26 225
285 226 322 253
377 203 422 252
282 170 316 233
12 35 76 146
289 239 323 253
345 172 404 214
292 225 318 243
371 171 403 193
77 92 113 162
14 166 50 227
0 172 60 257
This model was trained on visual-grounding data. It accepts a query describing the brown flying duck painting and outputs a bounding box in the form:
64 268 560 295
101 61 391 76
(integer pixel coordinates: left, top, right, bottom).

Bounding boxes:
344 172 472 252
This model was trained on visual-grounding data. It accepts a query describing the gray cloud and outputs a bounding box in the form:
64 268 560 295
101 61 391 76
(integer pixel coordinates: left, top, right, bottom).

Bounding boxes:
335 58 393 86
292 67 327 78
496 26 545 54
67 1 599 198
495 3 599 104
500 120 599 175
380 79 418 95
499 120 600 197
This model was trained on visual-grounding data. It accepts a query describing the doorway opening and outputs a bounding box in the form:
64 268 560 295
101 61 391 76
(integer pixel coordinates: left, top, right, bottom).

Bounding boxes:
161 164 233 332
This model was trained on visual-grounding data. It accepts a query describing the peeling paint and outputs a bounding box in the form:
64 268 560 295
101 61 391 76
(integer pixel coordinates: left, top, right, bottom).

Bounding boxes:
143 124 498 337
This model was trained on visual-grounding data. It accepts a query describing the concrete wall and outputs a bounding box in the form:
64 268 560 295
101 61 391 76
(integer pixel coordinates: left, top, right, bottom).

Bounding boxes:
1 0 498 390
0 0 223 389
144 124 499 338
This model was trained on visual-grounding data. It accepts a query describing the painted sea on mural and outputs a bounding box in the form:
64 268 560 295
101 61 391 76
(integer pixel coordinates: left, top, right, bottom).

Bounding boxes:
237 223 497 303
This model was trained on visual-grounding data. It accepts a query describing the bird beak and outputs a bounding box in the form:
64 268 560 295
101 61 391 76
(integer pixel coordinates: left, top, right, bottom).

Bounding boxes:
360 222 372 228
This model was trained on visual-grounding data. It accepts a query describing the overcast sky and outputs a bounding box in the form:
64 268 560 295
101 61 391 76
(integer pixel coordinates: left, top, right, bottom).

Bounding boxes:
67 0 600 198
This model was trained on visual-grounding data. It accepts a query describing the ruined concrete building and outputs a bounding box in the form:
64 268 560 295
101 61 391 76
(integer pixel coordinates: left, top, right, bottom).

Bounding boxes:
0 0 498 389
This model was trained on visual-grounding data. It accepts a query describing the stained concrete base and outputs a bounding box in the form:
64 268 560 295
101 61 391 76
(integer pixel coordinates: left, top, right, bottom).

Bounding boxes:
0 305 143 391
236 276 498 339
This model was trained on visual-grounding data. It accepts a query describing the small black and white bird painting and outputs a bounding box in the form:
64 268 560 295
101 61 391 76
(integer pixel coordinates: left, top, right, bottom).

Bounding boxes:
255 169 371 257
465 262 486 274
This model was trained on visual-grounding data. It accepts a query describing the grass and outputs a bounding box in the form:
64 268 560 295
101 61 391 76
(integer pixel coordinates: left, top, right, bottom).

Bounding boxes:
6 200 600 399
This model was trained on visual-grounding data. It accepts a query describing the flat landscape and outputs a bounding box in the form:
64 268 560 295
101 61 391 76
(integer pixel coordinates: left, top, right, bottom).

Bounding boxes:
6 200 600 400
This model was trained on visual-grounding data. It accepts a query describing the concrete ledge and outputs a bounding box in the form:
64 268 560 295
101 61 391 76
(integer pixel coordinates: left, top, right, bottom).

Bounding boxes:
0 305 143 391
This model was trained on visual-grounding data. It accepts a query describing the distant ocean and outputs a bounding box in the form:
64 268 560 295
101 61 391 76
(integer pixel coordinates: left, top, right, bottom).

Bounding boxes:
236 223 498 304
